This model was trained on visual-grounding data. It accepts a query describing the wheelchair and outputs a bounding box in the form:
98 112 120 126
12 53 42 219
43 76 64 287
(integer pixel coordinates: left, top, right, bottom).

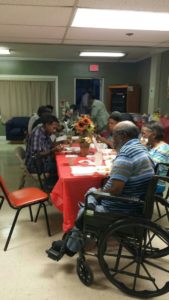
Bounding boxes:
74 175 169 298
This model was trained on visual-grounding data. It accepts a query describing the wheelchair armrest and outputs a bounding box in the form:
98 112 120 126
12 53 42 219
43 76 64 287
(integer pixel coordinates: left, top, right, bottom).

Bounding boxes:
154 175 169 184
85 190 144 206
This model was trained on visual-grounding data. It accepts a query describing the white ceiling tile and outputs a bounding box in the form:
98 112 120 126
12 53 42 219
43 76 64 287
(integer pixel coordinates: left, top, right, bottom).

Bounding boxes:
0 25 66 39
78 0 169 12
0 0 75 6
0 0 168 62
66 28 169 44
0 5 73 26
0 37 62 44
64 39 160 47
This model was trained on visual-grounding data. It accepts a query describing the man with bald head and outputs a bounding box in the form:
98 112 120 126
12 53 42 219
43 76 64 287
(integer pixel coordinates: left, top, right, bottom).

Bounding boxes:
100 121 154 204
47 121 154 259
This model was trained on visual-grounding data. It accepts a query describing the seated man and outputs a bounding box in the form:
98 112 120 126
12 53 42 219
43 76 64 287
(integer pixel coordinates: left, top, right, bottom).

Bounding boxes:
47 121 154 259
25 114 63 183
28 105 51 135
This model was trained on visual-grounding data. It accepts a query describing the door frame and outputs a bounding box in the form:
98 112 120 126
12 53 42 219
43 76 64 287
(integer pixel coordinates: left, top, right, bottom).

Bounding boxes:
74 77 104 104
0 74 58 117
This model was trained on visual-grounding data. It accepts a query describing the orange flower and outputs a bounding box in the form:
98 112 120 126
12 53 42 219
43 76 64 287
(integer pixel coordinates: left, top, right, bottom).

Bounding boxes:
74 115 95 136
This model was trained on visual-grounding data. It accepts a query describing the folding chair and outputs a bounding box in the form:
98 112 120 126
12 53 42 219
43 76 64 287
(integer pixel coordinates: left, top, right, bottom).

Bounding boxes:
0 175 51 251
15 146 39 189
31 153 58 222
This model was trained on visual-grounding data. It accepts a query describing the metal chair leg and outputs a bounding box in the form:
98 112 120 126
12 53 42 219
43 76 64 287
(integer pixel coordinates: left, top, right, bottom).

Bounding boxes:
34 203 42 222
29 206 33 221
4 209 21 251
0 196 4 209
42 202 51 236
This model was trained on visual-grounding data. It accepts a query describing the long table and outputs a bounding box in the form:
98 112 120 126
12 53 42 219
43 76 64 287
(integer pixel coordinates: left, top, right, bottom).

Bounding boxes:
51 154 106 232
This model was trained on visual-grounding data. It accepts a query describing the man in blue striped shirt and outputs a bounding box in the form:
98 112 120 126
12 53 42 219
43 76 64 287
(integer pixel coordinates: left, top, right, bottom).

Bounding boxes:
99 121 155 214
47 121 154 259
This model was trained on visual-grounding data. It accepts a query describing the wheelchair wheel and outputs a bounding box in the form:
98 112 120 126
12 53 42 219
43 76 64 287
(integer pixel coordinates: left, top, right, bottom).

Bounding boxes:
98 219 169 298
76 257 94 286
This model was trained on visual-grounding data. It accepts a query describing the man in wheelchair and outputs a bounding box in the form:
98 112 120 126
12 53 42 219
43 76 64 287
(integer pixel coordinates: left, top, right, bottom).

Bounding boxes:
47 120 155 260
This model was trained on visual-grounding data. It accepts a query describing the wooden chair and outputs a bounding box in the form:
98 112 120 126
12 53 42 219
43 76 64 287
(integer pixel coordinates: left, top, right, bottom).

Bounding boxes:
0 175 51 251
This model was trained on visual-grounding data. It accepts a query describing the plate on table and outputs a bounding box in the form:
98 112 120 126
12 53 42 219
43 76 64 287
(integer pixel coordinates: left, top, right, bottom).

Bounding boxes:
72 136 79 141
86 155 94 159
63 149 72 153
56 135 67 142
103 154 116 161
102 149 113 155
71 166 96 176
71 146 80 153
78 159 95 166
96 166 110 175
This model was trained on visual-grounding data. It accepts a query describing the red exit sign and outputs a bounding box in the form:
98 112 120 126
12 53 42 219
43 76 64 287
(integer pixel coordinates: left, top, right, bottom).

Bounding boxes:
89 64 99 72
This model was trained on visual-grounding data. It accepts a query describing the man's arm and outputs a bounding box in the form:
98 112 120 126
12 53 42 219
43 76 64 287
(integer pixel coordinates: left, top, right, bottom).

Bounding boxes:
38 144 63 157
102 179 125 195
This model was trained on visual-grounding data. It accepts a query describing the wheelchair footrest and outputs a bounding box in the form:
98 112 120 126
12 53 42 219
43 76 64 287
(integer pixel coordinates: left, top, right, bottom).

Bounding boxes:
46 247 63 261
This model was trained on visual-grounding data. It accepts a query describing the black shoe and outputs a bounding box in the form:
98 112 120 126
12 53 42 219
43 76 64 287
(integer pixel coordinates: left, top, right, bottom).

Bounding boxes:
52 240 63 251
52 240 76 257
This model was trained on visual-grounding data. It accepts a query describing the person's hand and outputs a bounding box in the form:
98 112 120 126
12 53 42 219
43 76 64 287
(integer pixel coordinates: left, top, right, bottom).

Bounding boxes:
53 144 64 152
96 134 107 143
85 187 97 197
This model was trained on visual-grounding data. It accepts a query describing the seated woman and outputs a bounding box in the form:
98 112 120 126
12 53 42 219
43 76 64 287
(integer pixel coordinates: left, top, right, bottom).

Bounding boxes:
141 121 169 193
97 111 122 148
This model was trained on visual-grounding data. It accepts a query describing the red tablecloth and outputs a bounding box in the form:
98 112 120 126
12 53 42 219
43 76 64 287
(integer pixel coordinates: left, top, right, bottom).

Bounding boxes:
51 154 105 232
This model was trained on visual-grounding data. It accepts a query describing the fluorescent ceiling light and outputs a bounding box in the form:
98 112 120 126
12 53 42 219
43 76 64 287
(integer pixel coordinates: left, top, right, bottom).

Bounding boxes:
80 52 125 57
72 8 169 31
0 47 10 55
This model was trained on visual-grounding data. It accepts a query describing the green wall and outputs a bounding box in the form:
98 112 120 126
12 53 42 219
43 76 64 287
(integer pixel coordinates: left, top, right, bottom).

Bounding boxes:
159 51 169 115
0 60 146 112
0 121 5 136
135 58 151 113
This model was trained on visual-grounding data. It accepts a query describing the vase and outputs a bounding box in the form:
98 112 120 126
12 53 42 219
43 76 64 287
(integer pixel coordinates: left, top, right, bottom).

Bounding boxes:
79 142 90 157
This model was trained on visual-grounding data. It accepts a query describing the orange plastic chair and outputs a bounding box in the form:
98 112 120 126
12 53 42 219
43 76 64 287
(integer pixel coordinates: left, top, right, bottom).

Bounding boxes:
0 176 51 251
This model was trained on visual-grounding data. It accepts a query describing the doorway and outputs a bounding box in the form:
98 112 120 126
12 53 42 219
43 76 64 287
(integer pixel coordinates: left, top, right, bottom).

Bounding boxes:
75 78 103 109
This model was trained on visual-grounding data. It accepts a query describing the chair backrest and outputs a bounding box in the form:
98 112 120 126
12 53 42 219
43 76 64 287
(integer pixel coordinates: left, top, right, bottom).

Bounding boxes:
143 175 169 219
143 175 158 219
15 146 26 163
155 162 169 177
154 162 169 198
15 147 51 191
0 176 14 208
31 154 53 192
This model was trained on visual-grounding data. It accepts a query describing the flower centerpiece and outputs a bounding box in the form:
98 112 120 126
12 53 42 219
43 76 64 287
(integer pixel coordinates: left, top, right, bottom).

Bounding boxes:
74 115 95 156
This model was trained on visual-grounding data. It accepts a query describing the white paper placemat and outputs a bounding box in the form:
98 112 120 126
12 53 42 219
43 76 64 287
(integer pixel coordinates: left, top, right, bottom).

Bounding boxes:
71 166 96 176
